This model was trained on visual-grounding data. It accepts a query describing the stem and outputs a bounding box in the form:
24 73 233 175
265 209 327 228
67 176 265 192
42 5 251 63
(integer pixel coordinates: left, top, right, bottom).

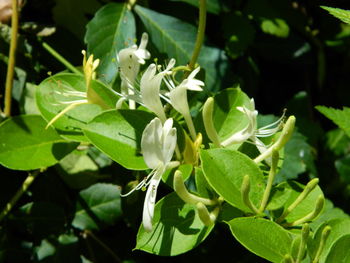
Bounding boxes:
296 224 310 263
4 0 19 117
41 42 82 75
0 170 39 222
85 230 121 263
187 0 207 71
258 150 279 213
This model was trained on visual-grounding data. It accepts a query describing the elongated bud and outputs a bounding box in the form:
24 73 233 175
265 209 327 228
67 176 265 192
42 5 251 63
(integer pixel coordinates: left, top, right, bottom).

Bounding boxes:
277 178 319 223
241 175 259 214
197 202 213 226
313 226 331 263
174 170 215 206
289 195 325 226
254 116 295 164
202 97 221 147
296 223 310 263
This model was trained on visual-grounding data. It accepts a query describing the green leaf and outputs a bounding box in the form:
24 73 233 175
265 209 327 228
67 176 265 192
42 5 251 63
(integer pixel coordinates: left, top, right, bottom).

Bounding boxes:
162 164 192 187
335 154 350 184
85 3 136 84
58 150 99 189
321 6 350 25
261 18 289 38
326 129 350 156
211 88 252 143
227 217 294 263
0 115 77 170
53 0 101 39
169 0 223 14
72 183 122 230
84 109 155 170
36 73 119 142
316 106 350 138
134 5 230 92
310 199 349 231
200 148 265 212
325 235 350 263
276 131 317 182
308 218 350 262
135 193 213 256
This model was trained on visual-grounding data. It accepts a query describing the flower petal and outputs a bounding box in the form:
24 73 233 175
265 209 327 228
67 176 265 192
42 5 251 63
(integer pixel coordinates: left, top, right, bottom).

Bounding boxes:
141 118 163 169
142 168 164 232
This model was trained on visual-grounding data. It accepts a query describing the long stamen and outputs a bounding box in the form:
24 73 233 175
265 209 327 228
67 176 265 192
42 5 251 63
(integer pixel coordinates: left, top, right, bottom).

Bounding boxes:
45 100 88 129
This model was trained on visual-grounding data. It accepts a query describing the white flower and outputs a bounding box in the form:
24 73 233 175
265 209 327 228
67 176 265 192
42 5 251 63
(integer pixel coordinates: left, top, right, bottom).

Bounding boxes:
221 99 285 153
121 117 177 232
117 33 151 97
164 66 204 140
140 59 175 122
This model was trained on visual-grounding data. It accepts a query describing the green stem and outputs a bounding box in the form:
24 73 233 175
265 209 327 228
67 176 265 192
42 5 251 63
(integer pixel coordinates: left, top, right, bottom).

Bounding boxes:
4 0 19 117
187 0 206 71
41 41 82 75
0 170 39 222
85 230 122 263
258 150 279 213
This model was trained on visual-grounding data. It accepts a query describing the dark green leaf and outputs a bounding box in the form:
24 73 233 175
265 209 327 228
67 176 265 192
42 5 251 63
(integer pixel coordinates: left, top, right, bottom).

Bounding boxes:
72 183 122 230
85 3 136 84
134 5 230 92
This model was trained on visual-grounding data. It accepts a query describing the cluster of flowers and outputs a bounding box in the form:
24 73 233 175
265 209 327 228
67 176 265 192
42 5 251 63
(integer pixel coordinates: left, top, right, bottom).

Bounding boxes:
48 33 285 232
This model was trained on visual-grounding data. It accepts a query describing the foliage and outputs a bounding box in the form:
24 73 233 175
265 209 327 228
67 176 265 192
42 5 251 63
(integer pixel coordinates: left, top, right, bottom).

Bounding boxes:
1 0 350 262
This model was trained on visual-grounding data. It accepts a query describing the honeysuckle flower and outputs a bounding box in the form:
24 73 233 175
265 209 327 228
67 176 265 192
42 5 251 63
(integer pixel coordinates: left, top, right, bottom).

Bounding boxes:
46 50 100 128
121 117 178 232
164 66 204 140
117 32 151 108
221 99 285 153
115 59 176 123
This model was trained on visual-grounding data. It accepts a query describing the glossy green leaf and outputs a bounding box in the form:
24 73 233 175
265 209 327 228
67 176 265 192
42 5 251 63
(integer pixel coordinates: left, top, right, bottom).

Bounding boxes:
316 106 350 138
325 235 350 263
0 115 77 170
85 3 136 84
227 217 294 263
200 148 265 212
134 5 230 92
308 218 350 263
36 73 119 142
321 6 350 25
72 183 122 230
211 88 252 143
162 163 192 187
84 109 155 170
135 193 213 256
